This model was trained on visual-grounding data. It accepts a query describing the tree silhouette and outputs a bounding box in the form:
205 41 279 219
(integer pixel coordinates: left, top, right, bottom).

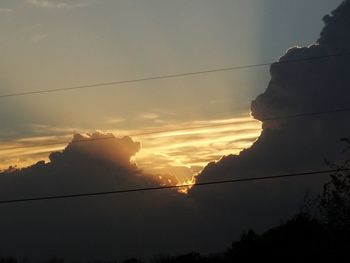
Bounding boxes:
321 139 350 233
227 213 328 262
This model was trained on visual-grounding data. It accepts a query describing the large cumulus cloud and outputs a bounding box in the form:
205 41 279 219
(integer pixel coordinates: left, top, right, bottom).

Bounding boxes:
0 132 152 197
0 132 190 261
190 0 350 239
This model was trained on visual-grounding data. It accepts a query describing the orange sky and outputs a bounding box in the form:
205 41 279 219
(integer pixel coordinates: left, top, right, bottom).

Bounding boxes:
0 114 262 182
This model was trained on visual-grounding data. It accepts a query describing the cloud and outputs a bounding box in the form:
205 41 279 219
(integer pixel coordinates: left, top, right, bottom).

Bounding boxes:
29 33 48 43
189 0 350 231
0 116 261 179
0 8 13 13
27 0 91 9
0 132 149 194
129 116 261 181
0 126 262 260
105 117 125 125
0 132 195 260
138 112 159 120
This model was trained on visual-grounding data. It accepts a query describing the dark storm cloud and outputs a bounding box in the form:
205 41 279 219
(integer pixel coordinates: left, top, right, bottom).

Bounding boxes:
0 132 192 260
1 1 350 261
189 0 350 238
0 132 151 197
195 0 350 180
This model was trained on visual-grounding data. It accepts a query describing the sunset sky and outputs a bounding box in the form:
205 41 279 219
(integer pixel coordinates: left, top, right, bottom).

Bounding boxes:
0 0 342 181
1 0 350 260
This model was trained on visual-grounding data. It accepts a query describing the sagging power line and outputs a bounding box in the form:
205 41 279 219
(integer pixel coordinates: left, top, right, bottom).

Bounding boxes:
0 168 348 205
1 51 349 99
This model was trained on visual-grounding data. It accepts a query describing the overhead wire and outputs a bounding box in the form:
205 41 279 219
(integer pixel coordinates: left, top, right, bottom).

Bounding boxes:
0 52 349 204
0 51 349 99
1 51 349 151
0 168 348 204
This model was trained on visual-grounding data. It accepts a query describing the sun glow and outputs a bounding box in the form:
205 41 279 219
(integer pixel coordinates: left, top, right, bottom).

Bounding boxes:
176 177 197 194
0 115 262 193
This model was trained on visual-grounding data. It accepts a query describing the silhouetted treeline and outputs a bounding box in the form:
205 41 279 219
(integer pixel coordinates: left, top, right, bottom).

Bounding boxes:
1 212 349 263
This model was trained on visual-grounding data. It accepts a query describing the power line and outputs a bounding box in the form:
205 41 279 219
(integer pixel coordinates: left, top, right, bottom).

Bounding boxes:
1 52 350 99
1 106 349 152
0 168 347 205
258 107 350 121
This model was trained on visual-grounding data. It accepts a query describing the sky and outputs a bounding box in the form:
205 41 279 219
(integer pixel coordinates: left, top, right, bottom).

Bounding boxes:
0 0 343 179
0 0 349 260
